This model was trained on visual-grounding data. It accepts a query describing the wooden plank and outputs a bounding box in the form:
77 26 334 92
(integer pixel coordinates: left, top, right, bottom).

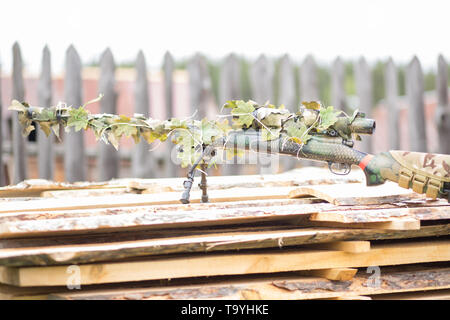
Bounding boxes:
132 50 153 179
307 241 370 253
406 56 427 152
436 54 450 154
354 57 373 153
0 224 448 267
288 182 421 205
373 289 450 300
129 166 365 192
48 266 450 300
0 202 328 239
307 218 420 231
2 240 448 287
0 186 299 214
330 295 372 300
385 57 400 150
0 179 116 197
300 268 358 281
37 45 54 180
98 48 119 181
331 57 347 113
64 45 86 182
12 42 27 184
311 205 450 223
41 187 130 198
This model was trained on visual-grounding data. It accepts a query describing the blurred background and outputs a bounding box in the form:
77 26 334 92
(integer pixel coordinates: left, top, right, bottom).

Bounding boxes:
0 0 449 185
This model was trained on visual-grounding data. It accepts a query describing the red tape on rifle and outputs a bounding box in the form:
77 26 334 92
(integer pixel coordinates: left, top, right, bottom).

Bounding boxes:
358 155 374 171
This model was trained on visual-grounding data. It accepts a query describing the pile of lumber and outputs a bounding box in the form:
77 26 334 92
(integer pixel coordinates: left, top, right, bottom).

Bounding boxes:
0 167 449 300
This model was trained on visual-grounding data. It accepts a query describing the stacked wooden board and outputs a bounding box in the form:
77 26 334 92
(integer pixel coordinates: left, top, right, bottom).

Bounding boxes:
0 167 449 300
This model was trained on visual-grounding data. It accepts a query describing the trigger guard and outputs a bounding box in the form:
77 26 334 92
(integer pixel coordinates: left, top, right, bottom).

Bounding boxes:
328 162 351 176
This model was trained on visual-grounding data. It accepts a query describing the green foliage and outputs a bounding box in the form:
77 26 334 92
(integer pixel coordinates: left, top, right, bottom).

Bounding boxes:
317 106 341 131
10 97 365 169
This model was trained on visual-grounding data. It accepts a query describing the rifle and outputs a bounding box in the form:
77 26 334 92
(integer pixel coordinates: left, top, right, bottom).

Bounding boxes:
9 98 450 203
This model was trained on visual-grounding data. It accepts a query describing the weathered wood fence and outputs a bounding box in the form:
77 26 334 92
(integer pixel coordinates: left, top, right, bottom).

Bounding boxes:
0 43 449 185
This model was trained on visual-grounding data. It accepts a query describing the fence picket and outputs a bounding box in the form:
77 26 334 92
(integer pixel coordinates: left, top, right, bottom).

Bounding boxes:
219 53 241 105
250 55 277 174
385 58 400 150
132 50 153 178
0 60 3 186
436 55 450 154
98 48 119 181
163 51 178 177
278 54 298 171
64 45 86 182
331 57 346 112
12 42 27 184
37 45 54 180
187 53 212 119
300 55 319 102
354 57 373 153
406 56 427 152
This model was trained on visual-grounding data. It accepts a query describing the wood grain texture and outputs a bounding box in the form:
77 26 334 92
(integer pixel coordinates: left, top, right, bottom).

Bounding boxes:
289 182 421 205
0 186 299 214
2 240 449 287
299 268 358 281
0 202 328 239
47 266 450 300
1 225 448 267
42 267 450 300
307 241 371 253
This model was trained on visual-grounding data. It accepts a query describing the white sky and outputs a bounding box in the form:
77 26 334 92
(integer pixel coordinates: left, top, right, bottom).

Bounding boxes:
0 0 448 74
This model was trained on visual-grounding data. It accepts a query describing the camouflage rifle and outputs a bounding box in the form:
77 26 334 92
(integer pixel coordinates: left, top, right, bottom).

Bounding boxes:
9 98 450 204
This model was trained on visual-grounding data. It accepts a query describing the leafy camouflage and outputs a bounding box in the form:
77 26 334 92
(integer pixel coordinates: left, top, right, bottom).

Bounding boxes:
10 98 359 168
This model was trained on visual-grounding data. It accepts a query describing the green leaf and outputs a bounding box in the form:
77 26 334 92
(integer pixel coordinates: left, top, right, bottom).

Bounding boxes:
201 118 220 145
67 107 89 132
301 101 321 110
223 100 239 109
261 127 281 141
285 122 312 145
317 106 341 131
39 122 52 137
349 108 359 124
231 100 255 128
8 100 28 112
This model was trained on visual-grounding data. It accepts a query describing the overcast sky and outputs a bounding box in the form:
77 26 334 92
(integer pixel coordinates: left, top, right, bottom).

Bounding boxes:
0 0 448 74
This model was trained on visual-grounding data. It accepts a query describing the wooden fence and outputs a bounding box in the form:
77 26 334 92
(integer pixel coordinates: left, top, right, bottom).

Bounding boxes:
0 43 449 185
